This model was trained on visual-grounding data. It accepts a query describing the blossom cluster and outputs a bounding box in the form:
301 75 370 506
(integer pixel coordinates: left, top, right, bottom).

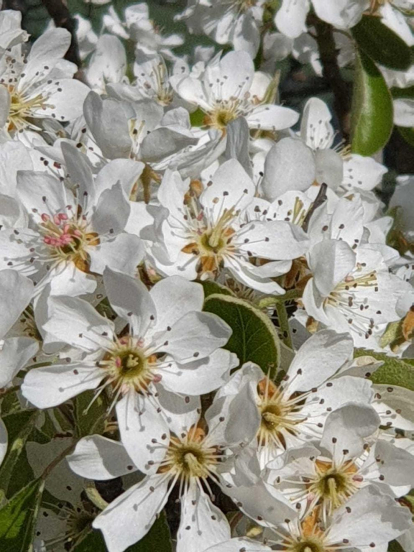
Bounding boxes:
0 1 414 552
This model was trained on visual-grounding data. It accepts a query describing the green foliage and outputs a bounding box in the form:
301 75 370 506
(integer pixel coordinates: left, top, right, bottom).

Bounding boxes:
0 479 45 552
352 15 412 71
351 50 393 156
355 349 414 391
74 390 107 438
0 410 39 500
74 512 172 552
204 294 280 376
200 281 235 298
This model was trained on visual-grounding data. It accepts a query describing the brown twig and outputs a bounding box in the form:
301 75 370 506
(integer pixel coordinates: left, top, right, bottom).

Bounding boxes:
41 0 81 69
302 182 328 232
310 15 352 141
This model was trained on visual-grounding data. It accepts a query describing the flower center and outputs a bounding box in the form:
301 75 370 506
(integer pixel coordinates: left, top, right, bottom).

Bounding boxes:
5 86 47 131
308 459 359 513
287 539 326 552
181 208 236 278
204 102 242 131
257 378 304 450
99 336 157 394
159 427 220 483
39 212 99 272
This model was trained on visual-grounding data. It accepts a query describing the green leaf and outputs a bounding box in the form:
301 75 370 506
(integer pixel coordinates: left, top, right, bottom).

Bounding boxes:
352 15 412 71
351 50 393 156
73 390 107 438
398 126 414 148
74 513 172 552
355 349 414 391
204 294 280 376
189 108 205 127
388 540 405 552
0 410 39 499
200 280 235 299
0 478 45 552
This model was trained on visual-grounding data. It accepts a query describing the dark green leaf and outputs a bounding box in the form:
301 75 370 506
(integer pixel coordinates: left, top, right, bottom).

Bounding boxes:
388 540 405 552
204 294 280 376
200 281 235 299
352 15 412 71
0 478 44 552
0 410 39 499
398 126 414 148
74 512 172 552
74 390 106 438
351 50 393 156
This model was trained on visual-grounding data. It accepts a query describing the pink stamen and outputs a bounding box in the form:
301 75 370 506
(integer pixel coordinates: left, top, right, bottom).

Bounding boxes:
41 213 50 222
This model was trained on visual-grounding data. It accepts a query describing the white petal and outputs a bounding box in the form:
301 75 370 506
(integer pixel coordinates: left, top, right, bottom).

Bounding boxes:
286 329 353 394
375 439 414 488
342 154 387 192
21 363 103 409
300 97 334 149
373 384 414 431
158 311 231 363
0 419 7 466
67 435 136 480
246 104 299 131
83 92 131 159
237 220 309 260
89 233 144 276
320 403 380 461
394 98 414 127
275 0 309 39
155 385 200 435
91 183 130 236
0 270 34 337
43 295 113 352
16 171 74 223
0 337 38 387
205 539 271 552
315 149 343 189
47 263 97 298
177 485 230 552
200 159 255 219
116 392 169 474
41 79 90 122
329 485 411 547
103 267 156 336
308 239 355 296
262 138 316 201
93 474 170 552
161 349 237 395
150 276 204 334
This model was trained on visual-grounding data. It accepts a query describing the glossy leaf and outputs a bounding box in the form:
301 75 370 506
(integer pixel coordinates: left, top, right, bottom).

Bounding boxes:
0 479 44 552
352 15 412 71
204 294 280 375
351 50 393 156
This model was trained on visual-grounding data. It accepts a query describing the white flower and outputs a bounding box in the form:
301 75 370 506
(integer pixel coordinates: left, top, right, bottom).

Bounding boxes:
274 0 365 39
302 240 407 347
177 0 266 58
172 50 299 133
150 160 309 293
0 145 144 296
22 269 236 472
265 403 394 517
67 404 288 552
0 28 89 135
266 485 412 552
85 34 127 94
208 330 374 466
103 4 183 60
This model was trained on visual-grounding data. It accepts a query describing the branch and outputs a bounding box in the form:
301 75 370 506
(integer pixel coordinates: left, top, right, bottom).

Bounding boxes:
311 16 352 141
41 0 81 69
